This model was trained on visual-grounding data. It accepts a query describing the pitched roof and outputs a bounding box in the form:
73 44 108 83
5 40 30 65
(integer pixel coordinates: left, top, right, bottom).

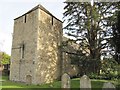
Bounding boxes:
14 4 62 22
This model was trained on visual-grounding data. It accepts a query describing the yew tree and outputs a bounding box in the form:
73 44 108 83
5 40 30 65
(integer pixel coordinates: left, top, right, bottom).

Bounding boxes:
111 11 120 64
63 1 119 73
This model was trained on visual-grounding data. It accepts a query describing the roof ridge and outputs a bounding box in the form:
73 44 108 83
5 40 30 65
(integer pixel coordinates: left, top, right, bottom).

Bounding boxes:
14 4 62 22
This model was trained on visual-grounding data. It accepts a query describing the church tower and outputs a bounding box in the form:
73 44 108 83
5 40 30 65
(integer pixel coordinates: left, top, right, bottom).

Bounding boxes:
10 4 62 84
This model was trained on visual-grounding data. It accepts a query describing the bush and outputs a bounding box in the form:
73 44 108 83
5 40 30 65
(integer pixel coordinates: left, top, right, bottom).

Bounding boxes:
100 58 119 80
88 71 119 80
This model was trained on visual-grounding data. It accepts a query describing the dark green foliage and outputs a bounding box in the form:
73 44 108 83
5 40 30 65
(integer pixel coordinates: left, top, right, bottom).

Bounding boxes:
88 58 119 80
63 1 119 73
70 51 100 75
111 11 120 64
101 58 119 80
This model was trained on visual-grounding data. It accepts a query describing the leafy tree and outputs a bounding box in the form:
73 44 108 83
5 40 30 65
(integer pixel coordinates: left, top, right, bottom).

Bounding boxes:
0 52 2 61
63 1 119 73
0 52 10 64
111 11 120 64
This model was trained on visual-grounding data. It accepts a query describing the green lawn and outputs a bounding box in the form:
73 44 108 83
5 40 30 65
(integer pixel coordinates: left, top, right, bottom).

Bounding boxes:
0 76 120 90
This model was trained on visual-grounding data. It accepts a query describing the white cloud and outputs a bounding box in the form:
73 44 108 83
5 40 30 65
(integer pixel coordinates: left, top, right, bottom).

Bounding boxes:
0 31 12 55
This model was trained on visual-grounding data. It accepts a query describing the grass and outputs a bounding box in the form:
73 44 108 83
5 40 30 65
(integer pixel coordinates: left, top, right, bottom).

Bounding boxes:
0 76 120 90
1 76 9 80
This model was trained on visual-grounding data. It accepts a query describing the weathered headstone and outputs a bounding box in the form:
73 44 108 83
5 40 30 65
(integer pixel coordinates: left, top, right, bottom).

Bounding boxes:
61 73 70 88
80 75 91 90
26 75 32 85
102 82 116 90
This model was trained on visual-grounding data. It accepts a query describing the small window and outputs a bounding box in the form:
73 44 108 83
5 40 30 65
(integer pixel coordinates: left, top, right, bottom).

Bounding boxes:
24 15 27 23
20 44 25 59
52 16 53 25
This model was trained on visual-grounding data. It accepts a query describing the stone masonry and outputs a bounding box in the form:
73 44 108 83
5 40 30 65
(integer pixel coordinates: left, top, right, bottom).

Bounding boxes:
10 4 62 85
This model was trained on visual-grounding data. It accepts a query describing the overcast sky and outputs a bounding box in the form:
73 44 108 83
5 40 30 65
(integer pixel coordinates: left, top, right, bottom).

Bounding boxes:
0 0 65 55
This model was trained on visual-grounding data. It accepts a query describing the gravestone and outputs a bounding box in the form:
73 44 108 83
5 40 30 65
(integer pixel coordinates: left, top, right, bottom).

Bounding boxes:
61 73 70 88
26 75 32 84
80 75 91 90
102 82 116 90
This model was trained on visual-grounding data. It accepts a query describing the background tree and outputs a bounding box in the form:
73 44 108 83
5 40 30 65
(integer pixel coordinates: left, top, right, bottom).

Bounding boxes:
111 11 120 64
63 1 119 73
0 52 2 61
0 52 10 65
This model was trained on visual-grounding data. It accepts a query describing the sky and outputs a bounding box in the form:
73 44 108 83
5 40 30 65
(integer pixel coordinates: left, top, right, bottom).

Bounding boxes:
0 0 65 55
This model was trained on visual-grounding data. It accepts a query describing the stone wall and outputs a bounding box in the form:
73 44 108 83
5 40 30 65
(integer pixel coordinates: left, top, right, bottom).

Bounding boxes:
62 37 80 77
10 5 62 85
34 9 62 84
62 52 79 77
10 9 39 83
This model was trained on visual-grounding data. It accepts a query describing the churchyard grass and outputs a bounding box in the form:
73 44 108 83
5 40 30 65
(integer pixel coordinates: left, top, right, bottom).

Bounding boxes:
0 76 119 89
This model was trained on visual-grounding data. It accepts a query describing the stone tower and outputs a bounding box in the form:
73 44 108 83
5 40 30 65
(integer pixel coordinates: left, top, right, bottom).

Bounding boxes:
10 4 62 85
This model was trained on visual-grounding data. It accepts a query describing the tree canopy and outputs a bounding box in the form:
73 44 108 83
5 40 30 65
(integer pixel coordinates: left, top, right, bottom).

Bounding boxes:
111 11 120 64
63 1 119 73
0 52 10 65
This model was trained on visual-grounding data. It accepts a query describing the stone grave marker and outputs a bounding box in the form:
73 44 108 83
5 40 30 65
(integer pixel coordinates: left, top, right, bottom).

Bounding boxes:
80 75 91 90
102 82 116 90
26 75 32 85
61 73 70 88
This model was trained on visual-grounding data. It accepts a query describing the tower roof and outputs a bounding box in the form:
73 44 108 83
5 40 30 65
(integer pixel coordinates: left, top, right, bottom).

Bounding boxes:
14 4 62 22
